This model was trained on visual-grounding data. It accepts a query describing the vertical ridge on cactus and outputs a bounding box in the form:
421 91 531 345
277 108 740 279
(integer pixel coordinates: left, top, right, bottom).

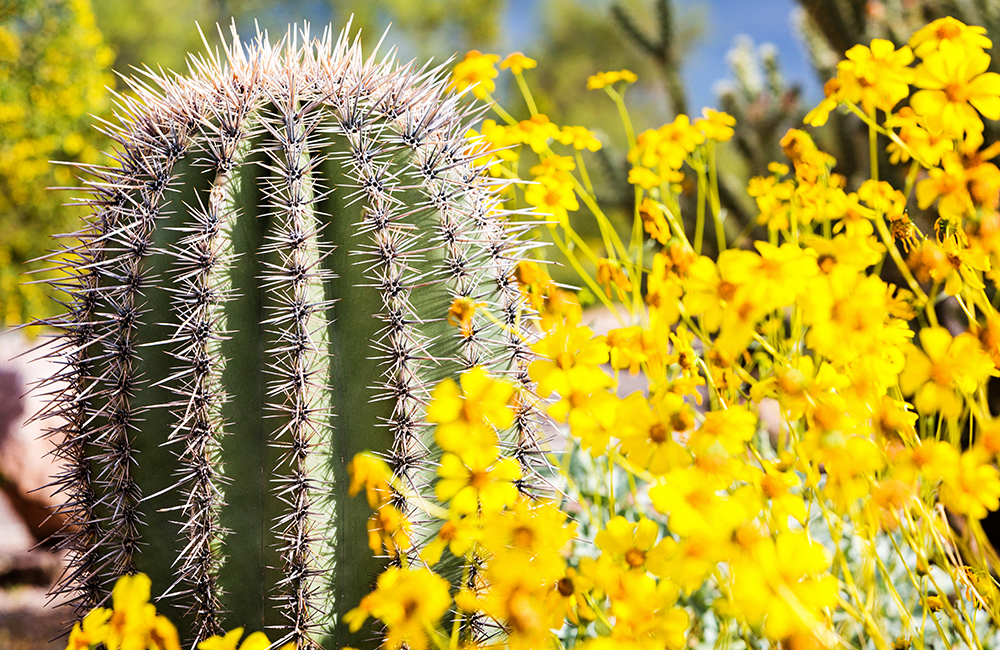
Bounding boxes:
30 22 545 650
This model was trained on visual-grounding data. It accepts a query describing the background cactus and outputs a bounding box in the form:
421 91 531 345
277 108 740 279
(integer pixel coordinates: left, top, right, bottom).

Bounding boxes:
32 23 542 650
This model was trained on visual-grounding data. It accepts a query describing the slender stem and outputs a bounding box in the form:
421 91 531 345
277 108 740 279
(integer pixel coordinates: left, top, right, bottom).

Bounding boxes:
576 150 595 196
607 88 637 151
709 142 726 253
631 185 644 316
514 72 538 116
694 167 707 254
547 224 625 321
847 102 932 169
485 93 518 126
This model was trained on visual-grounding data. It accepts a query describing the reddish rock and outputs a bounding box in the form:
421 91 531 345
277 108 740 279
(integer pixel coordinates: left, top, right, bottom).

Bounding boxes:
0 332 67 546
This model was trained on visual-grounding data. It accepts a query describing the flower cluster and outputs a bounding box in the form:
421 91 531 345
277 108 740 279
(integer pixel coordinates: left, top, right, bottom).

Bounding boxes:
65 574 293 650
432 18 1000 650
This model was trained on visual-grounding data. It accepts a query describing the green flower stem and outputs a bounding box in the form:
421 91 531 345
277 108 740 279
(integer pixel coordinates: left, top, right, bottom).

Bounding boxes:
606 87 637 151
694 167 708 254
546 224 624 320
485 93 518 126
576 150 596 196
708 142 726 253
847 102 932 170
514 72 538 116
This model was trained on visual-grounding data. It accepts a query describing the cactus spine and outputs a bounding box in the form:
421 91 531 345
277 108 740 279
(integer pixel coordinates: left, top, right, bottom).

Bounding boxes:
34 24 543 650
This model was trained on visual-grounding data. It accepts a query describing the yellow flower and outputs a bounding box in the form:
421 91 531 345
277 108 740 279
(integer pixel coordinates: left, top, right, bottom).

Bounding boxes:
911 40 1000 137
646 252 686 326
501 52 537 75
728 531 838 642
915 153 973 219
899 327 997 418
523 173 579 222
367 503 412 558
804 78 844 127
448 50 500 99
689 407 757 456
529 323 610 397
436 449 521 516
606 325 664 375
747 174 794 230
682 252 746 332
479 555 561 650
595 257 633 301
595 516 671 576
102 573 181 650
481 497 576 580
630 115 705 170
555 125 602 151
839 39 914 113
639 197 671 243
568 389 620 455
587 69 638 90
67 607 111 650
649 467 747 537
513 114 561 152
427 367 515 453
529 154 575 177
348 451 392 509
694 107 736 142
939 449 1000 519
420 515 480 565
446 295 482 337
604 571 690 650
345 568 452 650
886 106 954 166
754 463 807 528
465 119 520 174
618 392 693 475
628 166 662 190
546 369 616 423
909 17 992 58
198 629 271 650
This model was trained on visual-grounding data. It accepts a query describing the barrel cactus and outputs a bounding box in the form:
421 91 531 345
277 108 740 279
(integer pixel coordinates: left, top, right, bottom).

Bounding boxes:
33 24 542 649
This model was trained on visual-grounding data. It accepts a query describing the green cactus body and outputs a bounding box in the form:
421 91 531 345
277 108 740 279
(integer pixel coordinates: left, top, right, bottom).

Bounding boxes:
36 25 543 650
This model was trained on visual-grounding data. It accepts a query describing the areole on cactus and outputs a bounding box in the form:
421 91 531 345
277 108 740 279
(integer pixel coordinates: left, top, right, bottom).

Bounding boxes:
32 22 544 650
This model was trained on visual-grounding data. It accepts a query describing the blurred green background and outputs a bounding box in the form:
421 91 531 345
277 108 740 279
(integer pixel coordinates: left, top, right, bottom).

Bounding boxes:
1 0 995 326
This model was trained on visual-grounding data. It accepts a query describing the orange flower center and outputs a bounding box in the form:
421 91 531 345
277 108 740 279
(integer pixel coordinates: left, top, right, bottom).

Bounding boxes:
671 411 694 431
513 526 535 549
818 254 836 273
937 23 963 40
717 280 737 301
469 470 490 489
930 361 954 386
761 474 785 499
625 548 647 568
648 423 668 443
944 82 969 103
439 521 457 542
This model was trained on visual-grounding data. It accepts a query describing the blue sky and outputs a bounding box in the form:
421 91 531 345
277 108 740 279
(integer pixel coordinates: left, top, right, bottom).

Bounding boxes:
500 0 822 111
676 0 822 108
251 0 823 112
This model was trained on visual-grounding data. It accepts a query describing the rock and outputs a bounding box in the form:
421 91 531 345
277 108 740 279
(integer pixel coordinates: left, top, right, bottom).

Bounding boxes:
0 331 67 545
